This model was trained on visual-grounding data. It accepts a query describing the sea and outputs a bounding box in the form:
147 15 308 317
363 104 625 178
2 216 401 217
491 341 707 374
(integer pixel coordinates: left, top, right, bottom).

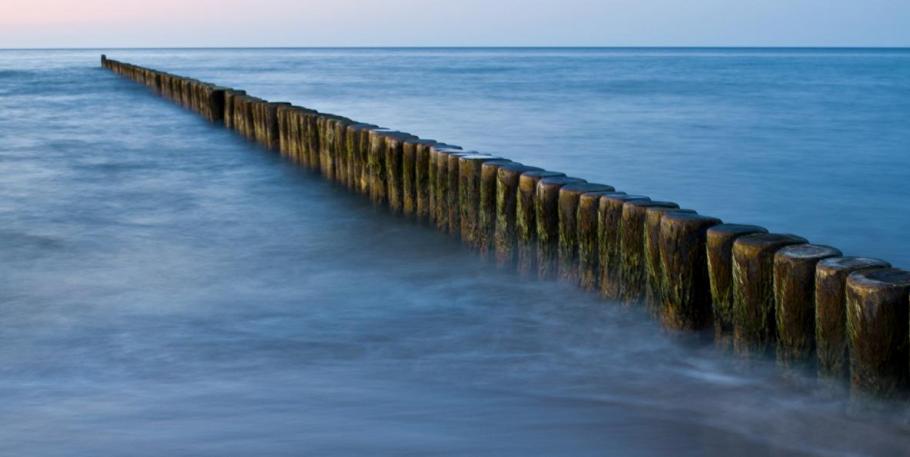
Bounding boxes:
1 48 909 456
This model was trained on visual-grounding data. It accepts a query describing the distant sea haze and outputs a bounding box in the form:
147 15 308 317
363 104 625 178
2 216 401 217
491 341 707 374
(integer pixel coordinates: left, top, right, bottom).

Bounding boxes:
0 48 908 456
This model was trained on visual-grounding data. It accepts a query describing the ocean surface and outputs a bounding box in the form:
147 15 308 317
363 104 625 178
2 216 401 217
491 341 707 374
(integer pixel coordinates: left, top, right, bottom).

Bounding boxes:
1 48 909 456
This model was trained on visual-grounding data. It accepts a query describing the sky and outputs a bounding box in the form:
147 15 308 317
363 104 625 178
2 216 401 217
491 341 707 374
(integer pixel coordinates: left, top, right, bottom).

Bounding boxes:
0 0 908 48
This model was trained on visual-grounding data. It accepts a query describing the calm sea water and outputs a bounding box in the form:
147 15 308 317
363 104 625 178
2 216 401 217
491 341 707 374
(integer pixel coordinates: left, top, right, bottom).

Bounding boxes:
1 48 908 456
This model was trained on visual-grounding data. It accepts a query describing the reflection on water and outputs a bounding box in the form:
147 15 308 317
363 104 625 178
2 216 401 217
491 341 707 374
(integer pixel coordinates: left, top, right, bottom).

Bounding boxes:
0 49 909 456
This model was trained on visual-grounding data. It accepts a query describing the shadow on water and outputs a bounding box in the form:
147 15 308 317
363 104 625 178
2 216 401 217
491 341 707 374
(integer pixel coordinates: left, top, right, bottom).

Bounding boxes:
1 49 909 456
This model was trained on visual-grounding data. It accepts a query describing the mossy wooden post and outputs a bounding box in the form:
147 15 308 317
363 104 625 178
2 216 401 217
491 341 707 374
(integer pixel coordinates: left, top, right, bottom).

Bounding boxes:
645 207 696 316
535 177 586 280
265 102 287 151
598 194 650 300
457 154 500 247
773 244 842 365
658 213 722 331
478 159 514 257
384 132 416 215
845 268 910 397
516 171 565 276
428 145 462 228
402 139 436 218
223 89 245 130
577 191 625 291
305 111 321 171
494 164 542 267
333 117 352 186
345 123 374 193
415 141 448 223
557 183 615 283
620 200 679 305
276 105 291 158
355 124 375 193
446 151 481 237
367 128 394 206
706 224 768 350
731 233 807 356
815 257 890 379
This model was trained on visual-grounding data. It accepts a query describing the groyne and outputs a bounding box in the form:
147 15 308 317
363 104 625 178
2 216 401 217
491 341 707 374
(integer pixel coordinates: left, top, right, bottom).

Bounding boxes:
100 55 910 399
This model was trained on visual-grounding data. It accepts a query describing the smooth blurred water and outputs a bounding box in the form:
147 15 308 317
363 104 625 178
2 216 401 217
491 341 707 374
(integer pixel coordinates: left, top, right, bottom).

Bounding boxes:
1 48 908 456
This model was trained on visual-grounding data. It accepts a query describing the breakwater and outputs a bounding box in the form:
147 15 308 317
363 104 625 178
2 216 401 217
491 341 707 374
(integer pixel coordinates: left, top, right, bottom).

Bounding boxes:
100 54 910 399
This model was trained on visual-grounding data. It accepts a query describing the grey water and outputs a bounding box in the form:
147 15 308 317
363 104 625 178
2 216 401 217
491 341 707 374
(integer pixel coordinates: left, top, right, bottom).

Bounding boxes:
1 48 908 456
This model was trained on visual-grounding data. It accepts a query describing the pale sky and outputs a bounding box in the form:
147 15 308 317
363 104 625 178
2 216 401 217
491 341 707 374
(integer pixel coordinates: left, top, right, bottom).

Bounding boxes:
1 0 908 48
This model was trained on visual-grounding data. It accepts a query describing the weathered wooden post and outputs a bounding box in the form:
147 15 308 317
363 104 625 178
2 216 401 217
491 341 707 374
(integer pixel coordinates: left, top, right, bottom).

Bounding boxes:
428 145 462 228
732 233 807 356
577 191 625 291
304 110 321 170
416 141 450 223
333 117 353 186
385 131 417 215
431 146 460 231
620 200 679 305
644 207 696 315
706 224 768 350
478 159 514 257
845 268 910 398
367 128 394 205
598 194 650 300
402 138 437 218
516 171 565 276
773 244 842 365
815 257 890 379
557 183 615 283
535 177 586 280
344 123 374 193
446 151 483 237
493 163 543 267
658 213 722 330
458 154 503 247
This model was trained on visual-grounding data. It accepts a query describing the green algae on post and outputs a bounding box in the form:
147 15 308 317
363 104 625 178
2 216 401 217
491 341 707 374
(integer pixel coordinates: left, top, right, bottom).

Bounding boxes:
773 244 842 365
731 233 807 357
658 213 722 331
815 257 890 379
535 176 586 280
557 183 615 283
845 268 910 398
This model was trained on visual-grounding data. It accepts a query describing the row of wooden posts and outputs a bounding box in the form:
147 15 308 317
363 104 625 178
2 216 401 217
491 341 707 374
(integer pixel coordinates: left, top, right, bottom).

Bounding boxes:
101 55 910 399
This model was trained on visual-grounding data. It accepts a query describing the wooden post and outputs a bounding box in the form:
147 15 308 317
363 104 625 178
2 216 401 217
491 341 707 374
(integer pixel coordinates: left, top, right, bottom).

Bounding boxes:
516 171 565 276
732 233 807 356
620 200 679 305
644 207 696 316
478 159 515 257
457 154 502 247
658 212 722 331
402 138 437 219
385 131 417 215
846 268 910 397
577 191 625 291
706 224 769 349
598 194 650 300
535 177 587 280
367 128 394 206
493 163 543 267
815 257 890 379
447 151 484 237
773 244 842 365
557 183 615 283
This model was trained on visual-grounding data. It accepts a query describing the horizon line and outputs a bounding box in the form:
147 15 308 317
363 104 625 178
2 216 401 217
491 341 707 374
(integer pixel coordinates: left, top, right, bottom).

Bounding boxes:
2 45 909 51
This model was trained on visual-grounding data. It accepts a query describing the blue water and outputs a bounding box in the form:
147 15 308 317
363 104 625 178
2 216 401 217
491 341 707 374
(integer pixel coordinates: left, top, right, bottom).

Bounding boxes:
1 48 909 456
